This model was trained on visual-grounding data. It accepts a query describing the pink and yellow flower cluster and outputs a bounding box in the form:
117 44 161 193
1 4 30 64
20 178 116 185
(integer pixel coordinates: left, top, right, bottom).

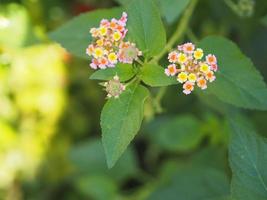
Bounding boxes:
86 12 142 69
165 42 218 95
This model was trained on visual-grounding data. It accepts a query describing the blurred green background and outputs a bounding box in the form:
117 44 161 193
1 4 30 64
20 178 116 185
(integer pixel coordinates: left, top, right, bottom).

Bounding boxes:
0 0 267 199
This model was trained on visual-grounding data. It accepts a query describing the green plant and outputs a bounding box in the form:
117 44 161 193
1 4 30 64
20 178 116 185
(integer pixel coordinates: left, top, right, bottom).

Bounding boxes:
50 0 267 199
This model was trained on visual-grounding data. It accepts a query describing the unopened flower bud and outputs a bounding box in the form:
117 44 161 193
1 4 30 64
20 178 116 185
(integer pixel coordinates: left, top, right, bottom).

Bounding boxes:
104 75 126 98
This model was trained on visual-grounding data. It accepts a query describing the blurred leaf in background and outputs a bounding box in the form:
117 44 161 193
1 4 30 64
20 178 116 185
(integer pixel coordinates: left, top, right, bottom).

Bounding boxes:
261 14 267 26
0 2 67 197
146 115 203 152
70 139 139 182
70 139 139 199
0 43 67 191
147 166 230 200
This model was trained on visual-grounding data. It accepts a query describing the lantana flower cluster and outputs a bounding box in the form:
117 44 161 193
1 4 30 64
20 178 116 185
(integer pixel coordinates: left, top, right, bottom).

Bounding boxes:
165 42 218 95
86 12 142 69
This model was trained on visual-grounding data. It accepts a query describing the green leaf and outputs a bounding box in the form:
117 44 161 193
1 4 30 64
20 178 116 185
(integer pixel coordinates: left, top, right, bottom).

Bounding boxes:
157 0 191 24
147 166 230 200
229 116 267 200
76 175 118 200
70 139 138 182
101 83 149 168
199 36 267 110
113 0 132 5
116 0 190 24
49 8 122 59
148 115 203 152
140 64 177 87
210 197 234 200
197 91 231 114
191 146 228 171
89 63 135 82
126 0 166 58
261 15 267 26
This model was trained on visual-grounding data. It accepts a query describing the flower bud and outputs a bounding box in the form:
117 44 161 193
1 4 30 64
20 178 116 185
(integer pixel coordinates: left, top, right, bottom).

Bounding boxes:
103 75 126 98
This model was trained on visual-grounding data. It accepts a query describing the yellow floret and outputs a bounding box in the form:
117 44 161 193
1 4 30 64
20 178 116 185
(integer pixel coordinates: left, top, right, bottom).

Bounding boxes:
99 27 107 36
200 63 210 73
108 52 117 62
113 31 122 41
94 48 104 58
177 72 188 83
194 48 204 60
96 39 104 46
178 53 187 64
188 73 197 82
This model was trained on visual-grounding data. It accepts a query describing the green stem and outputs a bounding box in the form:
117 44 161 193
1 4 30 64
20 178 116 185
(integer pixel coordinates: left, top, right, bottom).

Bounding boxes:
224 0 240 15
125 75 141 87
150 0 199 63
153 87 167 113
148 0 198 112
155 87 167 102
125 77 136 86
136 58 144 66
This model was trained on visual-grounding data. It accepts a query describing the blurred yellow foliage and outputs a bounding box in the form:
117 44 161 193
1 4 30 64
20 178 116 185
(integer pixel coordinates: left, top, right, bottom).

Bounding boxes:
0 4 29 48
0 44 67 189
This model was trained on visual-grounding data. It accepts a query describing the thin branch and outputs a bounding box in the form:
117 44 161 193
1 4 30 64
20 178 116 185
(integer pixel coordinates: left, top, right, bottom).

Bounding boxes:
150 0 199 63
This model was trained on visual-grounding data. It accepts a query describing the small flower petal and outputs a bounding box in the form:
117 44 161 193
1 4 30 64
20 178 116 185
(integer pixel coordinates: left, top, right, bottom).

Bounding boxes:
200 63 210 73
188 73 197 82
197 78 207 90
183 81 194 94
168 52 178 63
177 53 187 64
206 54 217 65
193 48 203 59
183 42 195 54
